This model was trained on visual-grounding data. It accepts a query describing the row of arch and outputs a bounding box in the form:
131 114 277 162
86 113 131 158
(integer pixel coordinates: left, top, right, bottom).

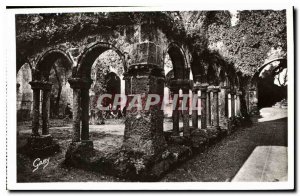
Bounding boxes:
18 41 244 143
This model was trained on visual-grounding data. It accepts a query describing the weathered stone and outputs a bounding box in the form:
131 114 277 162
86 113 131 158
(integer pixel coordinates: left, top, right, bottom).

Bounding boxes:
123 73 167 158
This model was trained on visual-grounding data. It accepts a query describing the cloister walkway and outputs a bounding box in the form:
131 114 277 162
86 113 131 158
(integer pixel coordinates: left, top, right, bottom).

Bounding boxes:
161 107 288 182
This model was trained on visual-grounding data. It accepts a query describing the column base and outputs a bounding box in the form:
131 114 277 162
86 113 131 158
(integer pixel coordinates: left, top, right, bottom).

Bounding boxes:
22 135 60 158
64 140 94 167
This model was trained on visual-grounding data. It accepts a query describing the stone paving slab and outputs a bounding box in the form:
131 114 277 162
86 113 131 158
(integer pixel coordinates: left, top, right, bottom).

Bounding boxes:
232 146 287 182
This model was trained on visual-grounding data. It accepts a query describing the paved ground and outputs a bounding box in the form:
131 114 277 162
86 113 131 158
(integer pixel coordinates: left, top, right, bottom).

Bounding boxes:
232 146 287 182
17 107 288 182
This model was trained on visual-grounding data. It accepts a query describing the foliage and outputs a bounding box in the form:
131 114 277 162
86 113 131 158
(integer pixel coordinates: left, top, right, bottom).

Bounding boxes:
206 10 287 76
16 10 287 78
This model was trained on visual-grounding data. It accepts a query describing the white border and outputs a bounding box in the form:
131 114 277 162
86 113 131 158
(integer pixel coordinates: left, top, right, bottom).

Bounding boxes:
5 3 294 191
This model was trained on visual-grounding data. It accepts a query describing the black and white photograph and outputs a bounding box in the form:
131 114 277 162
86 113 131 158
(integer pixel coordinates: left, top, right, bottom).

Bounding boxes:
3 1 295 191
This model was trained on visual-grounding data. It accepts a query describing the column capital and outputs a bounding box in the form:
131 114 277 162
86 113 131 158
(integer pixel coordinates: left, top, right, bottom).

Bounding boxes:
199 83 209 91
207 85 220 92
68 78 92 89
29 81 52 90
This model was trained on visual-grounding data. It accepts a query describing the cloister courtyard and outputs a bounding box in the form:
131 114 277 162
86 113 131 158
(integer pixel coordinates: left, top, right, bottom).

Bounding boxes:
15 10 288 182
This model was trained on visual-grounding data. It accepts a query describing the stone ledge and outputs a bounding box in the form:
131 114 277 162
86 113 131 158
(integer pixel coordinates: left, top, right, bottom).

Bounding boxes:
64 142 192 182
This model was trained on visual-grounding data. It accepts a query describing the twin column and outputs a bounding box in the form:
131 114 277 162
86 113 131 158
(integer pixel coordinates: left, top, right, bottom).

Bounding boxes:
29 81 53 136
192 85 223 130
170 84 190 137
68 78 92 143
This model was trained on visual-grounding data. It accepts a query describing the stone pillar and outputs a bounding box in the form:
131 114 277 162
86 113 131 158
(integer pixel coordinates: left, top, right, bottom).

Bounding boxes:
211 87 220 129
171 87 180 136
41 82 52 135
81 80 92 141
236 90 242 116
123 68 167 157
199 84 208 129
68 78 82 142
219 86 229 128
206 88 212 126
191 88 198 129
182 87 190 138
230 90 236 117
29 81 41 136
225 89 229 118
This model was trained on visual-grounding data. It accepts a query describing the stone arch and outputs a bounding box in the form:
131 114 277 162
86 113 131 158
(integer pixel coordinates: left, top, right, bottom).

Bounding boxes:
75 42 126 79
35 48 73 80
251 58 287 86
165 42 188 80
250 58 287 110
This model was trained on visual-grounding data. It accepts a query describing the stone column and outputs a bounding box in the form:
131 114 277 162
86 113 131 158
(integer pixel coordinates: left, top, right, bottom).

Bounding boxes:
236 90 242 116
182 87 190 138
81 79 92 141
230 90 236 117
211 87 220 129
199 84 208 129
29 81 41 136
206 88 212 126
68 78 82 142
219 86 229 128
225 89 229 118
41 82 52 135
171 87 180 136
191 88 199 129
